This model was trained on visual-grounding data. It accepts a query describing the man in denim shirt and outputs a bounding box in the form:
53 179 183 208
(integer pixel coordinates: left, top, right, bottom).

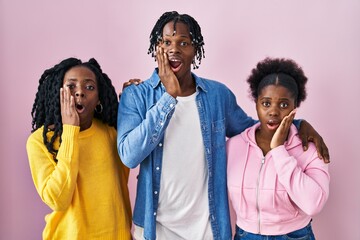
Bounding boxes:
117 11 329 240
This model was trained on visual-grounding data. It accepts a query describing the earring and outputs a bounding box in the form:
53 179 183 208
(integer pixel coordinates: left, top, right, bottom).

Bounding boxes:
95 103 103 113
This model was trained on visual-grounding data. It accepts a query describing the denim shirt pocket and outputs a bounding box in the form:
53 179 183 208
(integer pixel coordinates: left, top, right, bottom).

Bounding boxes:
211 118 225 148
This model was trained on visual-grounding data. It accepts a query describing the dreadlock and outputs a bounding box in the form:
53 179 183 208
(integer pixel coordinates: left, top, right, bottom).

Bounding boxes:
30 57 118 161
148 11 205 69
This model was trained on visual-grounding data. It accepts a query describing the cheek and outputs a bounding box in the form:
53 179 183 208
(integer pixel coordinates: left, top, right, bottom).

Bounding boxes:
255 105 266 120
280 109 293 118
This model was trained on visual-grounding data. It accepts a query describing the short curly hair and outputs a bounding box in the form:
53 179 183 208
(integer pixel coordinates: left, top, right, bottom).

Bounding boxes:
247 57 308 107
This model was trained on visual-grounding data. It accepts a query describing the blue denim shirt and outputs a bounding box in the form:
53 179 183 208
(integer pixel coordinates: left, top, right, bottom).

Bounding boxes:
117 69 257 240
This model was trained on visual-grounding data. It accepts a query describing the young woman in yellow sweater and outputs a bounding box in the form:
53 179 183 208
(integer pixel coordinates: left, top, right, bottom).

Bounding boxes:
26 57 132 239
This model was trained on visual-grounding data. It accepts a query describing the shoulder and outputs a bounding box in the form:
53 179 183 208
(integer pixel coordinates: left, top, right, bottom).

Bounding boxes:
196 76 234 102
26 127 55 156
198 76 230 91
226 132 248 150
27 127 46 145
93 119 117 139
121 77 159 102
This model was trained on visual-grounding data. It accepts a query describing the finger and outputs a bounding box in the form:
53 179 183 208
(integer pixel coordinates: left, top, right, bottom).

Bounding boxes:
322 144 331 163
129 79 142 84
63 86 68 110
288 109 296 122
60 88 65 115
122 80 140 91
156 46 164 71
65 86 71 108
69 95 75 112
281 115 292 130
312 136 323 159
280 111 293 131
60 88 64 106
314 136 330 163
162 49 170 69
64 86 75 115
301 134 309 151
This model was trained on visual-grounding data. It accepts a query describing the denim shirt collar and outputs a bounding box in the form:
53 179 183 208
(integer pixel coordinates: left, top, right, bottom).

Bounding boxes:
149 68 208 93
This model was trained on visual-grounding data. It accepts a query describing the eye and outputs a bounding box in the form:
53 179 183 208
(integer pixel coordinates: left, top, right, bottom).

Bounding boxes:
280 102 289 108
180 41 189 47
262 101 270 107
163 40 171 46
66 84 75 90
86 85 95 91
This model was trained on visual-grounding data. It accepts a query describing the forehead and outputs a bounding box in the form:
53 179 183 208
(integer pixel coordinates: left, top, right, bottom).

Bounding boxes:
63 66 96 82
259 85 294 98
162 21 190 37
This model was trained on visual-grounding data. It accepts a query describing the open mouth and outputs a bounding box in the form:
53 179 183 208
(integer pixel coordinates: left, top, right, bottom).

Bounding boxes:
76 104 85 113
169 59 182 72
266 120 280 130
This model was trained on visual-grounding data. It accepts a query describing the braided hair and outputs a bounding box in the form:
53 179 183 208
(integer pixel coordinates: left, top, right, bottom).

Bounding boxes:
247 57 308 107
30 57 118 159
148 11 205 69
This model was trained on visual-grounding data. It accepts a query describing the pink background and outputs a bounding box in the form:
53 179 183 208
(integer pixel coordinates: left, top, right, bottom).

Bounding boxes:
1 0 359 239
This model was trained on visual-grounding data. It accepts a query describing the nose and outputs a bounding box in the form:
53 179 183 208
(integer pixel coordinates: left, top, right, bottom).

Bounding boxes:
269 106 279 117
168 43 180 54
75 91 85 98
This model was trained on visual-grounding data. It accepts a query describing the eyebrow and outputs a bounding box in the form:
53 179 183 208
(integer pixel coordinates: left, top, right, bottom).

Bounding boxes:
260 97 290 101
65 78 96 82
163 33 190 38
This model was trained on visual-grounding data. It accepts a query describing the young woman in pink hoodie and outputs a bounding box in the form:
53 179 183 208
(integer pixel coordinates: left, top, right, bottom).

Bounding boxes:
227 57 330 240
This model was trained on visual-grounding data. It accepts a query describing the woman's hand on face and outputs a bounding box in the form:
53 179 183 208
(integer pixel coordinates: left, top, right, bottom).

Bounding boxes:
60 87 80 127
270 109 296 149
156 46 180 98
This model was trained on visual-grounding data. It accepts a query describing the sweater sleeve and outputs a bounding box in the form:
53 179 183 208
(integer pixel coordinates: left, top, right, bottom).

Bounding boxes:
26 125 80 211
271 145 330 216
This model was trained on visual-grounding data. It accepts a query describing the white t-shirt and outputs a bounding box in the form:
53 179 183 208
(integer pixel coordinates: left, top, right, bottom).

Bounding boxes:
133 92 212 240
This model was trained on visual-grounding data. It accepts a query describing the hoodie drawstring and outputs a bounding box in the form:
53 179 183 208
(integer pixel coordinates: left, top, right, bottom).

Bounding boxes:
239 141 251 211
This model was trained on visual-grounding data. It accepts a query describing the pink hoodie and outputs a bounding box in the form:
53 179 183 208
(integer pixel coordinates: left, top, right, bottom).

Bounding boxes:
226 123 330 235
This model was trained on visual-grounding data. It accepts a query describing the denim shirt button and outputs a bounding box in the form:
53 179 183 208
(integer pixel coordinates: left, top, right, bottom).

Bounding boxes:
156 167 160 171
153 212 157 216
170 104 174 108
154 191 158 194
211 215 215 221
159 143 163 147
160 121 164 126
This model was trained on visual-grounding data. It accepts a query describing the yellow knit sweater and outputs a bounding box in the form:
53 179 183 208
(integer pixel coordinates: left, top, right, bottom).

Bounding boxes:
26 119 132 240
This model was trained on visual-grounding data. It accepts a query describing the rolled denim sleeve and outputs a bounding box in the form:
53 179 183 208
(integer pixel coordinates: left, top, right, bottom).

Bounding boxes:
117 86 176 168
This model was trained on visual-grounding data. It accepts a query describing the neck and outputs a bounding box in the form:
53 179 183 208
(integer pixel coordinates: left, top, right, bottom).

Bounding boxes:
178 74 196 96
80 119 93 131
255 128 273 156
